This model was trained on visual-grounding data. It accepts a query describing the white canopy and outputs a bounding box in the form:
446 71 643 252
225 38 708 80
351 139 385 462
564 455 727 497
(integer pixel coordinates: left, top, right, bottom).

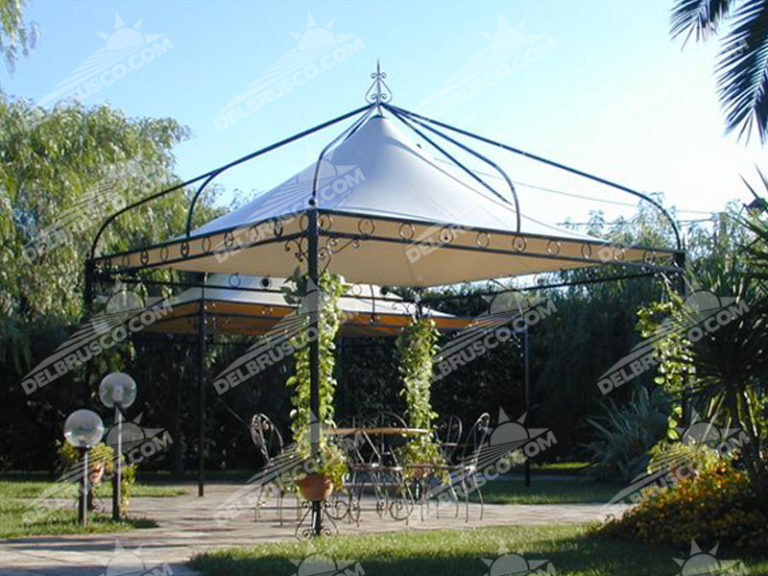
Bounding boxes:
96 112 677 286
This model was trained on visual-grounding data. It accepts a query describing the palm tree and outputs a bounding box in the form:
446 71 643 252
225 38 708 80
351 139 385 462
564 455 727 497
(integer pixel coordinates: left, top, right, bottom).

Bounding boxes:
671 0 768 142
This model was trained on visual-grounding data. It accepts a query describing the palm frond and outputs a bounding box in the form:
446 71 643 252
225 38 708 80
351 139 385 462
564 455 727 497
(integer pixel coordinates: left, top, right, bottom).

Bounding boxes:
716 0 768 141
671 0 735 43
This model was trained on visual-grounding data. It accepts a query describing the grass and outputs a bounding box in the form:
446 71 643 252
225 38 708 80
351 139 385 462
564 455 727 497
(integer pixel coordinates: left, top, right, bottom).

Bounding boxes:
476 477 624 505
189 523 768 576
0 479 187 499
0 497 157 538
0 477 184 538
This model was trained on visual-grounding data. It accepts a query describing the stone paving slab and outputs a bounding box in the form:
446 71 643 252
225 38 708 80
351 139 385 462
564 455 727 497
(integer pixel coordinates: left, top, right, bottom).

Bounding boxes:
0 483 628 576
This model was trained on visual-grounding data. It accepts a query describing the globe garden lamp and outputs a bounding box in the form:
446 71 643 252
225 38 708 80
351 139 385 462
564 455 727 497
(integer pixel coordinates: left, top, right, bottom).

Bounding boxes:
99 372 137 520
64 409 104 526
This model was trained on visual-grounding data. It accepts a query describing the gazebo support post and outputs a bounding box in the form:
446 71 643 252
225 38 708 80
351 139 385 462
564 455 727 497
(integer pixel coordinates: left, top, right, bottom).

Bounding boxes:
524 324 531 488
197 275 207 497
307 208 323 536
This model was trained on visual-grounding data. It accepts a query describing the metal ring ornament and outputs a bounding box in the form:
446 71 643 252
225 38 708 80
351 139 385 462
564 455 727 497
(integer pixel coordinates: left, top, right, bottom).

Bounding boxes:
512 235 527 252
272 219 284 238
399 223 415 240
319 213 333 231
546 240 561 255
358 218 375 235
248 225 261 243
643 249 656 265
439 226 456 245
228 273 241 288
580 243 592 260
201 236 212 254
476 231 491 248
181 241 190 258
140 249 149 265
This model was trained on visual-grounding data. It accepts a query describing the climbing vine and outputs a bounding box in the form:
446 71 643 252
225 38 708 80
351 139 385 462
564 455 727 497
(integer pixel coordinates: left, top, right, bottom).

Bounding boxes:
396 317 444 477
284 269 347 487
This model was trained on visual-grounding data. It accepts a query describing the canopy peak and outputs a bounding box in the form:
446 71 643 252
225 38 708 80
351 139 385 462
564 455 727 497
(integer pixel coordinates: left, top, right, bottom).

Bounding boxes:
365 60 392 105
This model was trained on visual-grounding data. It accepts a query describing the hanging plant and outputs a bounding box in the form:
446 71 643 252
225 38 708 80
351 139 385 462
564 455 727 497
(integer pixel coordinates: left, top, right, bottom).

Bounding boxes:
396 316 445 479
284 269 348 490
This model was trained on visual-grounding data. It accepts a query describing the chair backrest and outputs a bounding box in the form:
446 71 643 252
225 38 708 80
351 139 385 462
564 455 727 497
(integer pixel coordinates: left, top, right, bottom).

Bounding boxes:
250 413 284 467
461 412 491 467
437 415 464 463
437 415 463 445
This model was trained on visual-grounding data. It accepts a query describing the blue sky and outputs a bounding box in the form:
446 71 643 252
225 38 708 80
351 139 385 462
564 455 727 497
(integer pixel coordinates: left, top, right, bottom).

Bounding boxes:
4 0 764 230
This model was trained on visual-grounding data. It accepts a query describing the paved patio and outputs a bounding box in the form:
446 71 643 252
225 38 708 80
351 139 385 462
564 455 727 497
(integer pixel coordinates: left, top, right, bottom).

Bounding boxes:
0 483 628 576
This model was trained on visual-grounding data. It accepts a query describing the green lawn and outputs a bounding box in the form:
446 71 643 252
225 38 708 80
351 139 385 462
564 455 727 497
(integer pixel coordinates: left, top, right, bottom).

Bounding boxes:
0 477 184 538
0 497 156 538
189 524 768 576
0 479 187 499
476 477 624 505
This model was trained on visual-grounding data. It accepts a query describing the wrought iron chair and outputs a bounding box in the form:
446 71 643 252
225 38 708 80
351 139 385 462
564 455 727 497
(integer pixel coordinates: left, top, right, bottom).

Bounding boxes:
250 413 296 524
454 412 491 521
431 415 464 518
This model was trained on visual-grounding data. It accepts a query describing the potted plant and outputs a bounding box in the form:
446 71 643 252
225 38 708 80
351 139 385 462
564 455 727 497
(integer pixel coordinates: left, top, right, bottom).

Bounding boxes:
57 440 114 511
296 442 348 501
284 269 349 499
56 440 136 514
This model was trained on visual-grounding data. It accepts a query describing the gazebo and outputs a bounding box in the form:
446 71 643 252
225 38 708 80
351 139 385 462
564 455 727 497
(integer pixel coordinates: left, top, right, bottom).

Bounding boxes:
86 66 684 535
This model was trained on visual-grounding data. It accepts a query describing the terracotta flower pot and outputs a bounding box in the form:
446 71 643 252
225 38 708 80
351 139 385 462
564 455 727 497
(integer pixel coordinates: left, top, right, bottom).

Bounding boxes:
88 464 105 486
296 473 334 501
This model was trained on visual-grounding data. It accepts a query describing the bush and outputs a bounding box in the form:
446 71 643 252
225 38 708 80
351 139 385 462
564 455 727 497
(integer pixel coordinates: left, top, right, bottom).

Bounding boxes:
585 386 669 482
601 460 768 550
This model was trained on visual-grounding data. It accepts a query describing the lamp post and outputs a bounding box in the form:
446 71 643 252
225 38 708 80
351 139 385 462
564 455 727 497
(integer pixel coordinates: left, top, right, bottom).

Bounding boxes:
99 372 137 521
64 409 104 526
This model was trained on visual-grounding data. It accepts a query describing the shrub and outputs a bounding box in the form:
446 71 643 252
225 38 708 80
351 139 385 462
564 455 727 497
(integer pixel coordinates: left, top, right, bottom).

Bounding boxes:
585 386 669 482
601 460 768 550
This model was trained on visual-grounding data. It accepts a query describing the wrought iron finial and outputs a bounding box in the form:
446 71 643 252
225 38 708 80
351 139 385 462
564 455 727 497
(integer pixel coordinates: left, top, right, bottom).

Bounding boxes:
365 60 392 105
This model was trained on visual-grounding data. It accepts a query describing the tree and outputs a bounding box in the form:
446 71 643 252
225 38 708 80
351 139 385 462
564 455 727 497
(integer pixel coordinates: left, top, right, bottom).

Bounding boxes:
671 0 768 142
0 0 37 74
0 96 224 469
